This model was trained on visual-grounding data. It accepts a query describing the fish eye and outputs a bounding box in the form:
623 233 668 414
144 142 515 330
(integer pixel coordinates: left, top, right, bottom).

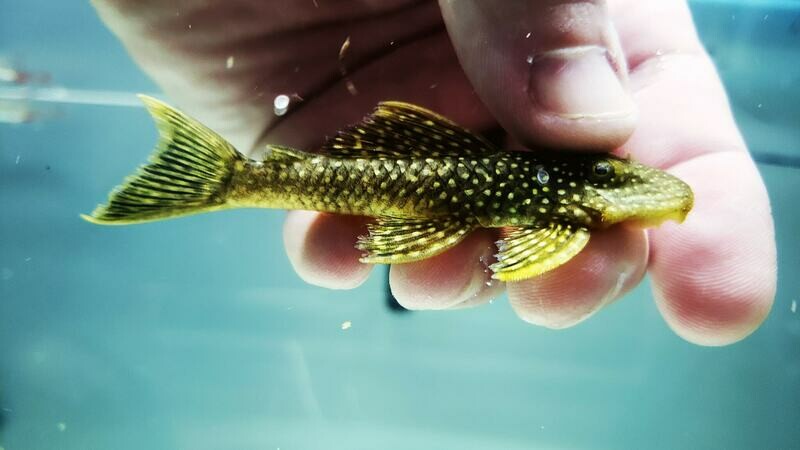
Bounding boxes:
592 161 613 178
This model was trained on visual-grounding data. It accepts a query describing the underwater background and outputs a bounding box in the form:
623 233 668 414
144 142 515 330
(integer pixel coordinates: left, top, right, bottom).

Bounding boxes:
1 1 799 449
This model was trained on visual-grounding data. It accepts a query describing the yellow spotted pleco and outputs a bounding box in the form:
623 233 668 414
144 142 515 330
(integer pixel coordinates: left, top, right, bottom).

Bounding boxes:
83 96 694 281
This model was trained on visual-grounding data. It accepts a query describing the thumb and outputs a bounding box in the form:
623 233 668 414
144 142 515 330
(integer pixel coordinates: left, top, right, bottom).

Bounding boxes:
439 0 636 150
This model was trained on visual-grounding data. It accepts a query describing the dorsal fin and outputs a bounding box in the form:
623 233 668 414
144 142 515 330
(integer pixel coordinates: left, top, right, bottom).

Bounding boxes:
320 101 499 159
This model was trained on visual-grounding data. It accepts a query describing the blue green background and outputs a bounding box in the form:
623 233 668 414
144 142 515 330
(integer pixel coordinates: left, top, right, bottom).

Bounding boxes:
1 1 798 449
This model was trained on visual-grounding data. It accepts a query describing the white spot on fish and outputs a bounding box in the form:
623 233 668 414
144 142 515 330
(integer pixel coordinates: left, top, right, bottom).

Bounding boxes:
526 55 534 64
226 55 235 69
341 320 352 330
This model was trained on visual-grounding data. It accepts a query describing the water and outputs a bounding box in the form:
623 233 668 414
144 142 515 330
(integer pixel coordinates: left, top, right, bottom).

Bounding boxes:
1 1 799 449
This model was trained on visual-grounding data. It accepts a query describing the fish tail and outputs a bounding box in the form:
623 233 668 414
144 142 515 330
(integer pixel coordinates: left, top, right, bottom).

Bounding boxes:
81 95 245 225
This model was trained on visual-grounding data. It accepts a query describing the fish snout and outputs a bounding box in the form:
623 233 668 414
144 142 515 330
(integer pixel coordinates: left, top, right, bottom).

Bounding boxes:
596 169 694 228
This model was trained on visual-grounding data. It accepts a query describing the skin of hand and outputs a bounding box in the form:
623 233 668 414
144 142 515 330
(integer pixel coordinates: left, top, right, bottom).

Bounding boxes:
92 0 776 346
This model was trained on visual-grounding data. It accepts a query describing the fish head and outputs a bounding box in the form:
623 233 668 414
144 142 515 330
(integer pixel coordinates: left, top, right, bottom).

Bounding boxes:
576 155 694 228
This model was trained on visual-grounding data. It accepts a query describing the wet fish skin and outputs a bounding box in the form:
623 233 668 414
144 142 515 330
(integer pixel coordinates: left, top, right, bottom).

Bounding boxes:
83 96 693 281
227 147 690 230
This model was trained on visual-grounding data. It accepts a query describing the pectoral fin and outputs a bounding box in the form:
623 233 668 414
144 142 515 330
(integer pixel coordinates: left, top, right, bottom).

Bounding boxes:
357 216 475 264
490 223 590 281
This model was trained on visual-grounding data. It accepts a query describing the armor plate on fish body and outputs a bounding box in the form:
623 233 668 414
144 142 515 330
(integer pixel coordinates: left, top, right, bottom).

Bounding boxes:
83 97 694 281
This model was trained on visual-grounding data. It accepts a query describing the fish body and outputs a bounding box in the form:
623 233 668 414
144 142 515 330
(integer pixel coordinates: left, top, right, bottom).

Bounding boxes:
84 96 693 281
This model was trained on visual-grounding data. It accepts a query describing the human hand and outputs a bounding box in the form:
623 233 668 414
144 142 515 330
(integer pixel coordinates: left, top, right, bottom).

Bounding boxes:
93 0 776 345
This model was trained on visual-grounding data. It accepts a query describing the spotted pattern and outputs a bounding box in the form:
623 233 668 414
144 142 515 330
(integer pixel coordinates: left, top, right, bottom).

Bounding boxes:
223 102 693 279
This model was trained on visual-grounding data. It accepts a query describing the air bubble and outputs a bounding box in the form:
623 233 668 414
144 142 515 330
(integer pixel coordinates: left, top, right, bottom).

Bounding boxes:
537 167 550 185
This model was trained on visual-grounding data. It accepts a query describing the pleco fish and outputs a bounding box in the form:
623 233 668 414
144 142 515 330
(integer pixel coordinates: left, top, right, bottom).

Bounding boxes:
83 96 694 281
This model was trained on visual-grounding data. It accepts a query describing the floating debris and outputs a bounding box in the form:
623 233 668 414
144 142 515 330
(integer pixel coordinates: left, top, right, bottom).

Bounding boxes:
273 94 290 116
339 36 358 95
792 300 797 314
526 55 534 64
338 36 351 61
341 320 352 330
226 55 235 69
57 422 67 432
345 79 358 96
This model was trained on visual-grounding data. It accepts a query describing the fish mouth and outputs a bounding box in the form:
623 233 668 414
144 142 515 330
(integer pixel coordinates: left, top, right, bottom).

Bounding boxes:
593 174 694 228
619 197 694 228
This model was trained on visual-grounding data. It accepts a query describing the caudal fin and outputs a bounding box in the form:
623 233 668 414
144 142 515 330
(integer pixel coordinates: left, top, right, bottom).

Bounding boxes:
82 95 244 225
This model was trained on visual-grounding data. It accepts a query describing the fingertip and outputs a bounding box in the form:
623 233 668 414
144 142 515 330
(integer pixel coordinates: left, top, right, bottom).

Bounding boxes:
652 275 774 347
507 225 648 329
283 211 372 290
648 153 777 346
389 230 500 310
650 218 775 346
